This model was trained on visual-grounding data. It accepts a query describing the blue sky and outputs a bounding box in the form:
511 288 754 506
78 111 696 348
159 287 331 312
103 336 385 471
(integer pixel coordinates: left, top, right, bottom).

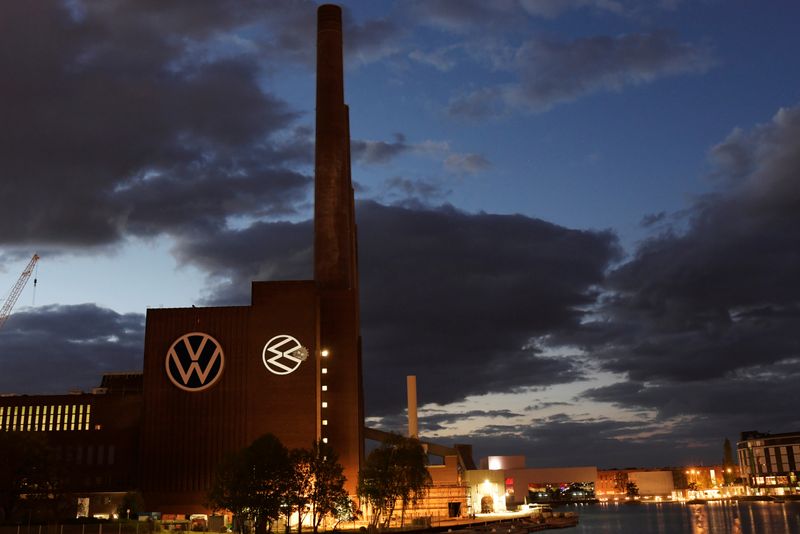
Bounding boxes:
1 0 799 468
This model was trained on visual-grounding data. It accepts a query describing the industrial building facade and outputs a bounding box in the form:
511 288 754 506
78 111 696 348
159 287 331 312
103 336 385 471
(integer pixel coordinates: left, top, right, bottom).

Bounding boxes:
0 4 363 517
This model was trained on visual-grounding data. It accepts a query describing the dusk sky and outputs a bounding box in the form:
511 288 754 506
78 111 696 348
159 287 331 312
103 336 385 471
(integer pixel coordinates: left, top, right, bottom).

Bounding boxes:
1 0 799 469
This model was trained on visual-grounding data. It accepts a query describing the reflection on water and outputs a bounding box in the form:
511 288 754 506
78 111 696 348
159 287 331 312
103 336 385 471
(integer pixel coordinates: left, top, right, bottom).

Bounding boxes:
570 500 800 533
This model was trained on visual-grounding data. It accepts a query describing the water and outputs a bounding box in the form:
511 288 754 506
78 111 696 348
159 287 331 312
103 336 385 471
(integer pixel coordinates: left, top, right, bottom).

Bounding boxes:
565 501 800 533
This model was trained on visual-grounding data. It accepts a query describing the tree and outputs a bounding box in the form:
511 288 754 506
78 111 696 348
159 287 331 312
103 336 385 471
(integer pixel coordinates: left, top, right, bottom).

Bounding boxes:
283 441 350 533
208 448 255 534
625 481 639 499
0 433 66 523
208 434 291 534
613 472 629 494
723 438 735 485
284 448 312 533
358 434 431 528
305 441 348 533
330 495 357 532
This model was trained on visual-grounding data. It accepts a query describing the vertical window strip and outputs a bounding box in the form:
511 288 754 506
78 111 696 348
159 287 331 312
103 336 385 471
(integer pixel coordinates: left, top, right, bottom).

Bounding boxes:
0 407 4 431
49 405 54 431
85 404 91 430
56 405 62 431
27 406 32 431
78 404 84 427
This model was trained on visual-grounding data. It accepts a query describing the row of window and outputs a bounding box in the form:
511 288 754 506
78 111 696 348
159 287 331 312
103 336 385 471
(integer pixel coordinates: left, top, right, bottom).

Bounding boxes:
739 444 800 475
0 403 93 432
59 443 116 466
321 349 329 445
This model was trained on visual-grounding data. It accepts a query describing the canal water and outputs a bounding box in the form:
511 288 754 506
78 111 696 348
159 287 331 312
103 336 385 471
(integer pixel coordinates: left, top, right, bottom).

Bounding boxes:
565 500 800 533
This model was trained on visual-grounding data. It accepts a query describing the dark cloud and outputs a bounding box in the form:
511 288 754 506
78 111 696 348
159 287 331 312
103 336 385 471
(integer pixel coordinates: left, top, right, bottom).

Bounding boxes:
381 177 451 205
448 32 712 116
369 409 525 434
447 414 734 468
640 211 667 227
351 134 489 175
582 368 800 425
407 0 626 33
444 153 491 173
0 304 144 394
0 0 313 250
551 105 800 385
0 0 399 254
356 202 619 414
351 134 411 164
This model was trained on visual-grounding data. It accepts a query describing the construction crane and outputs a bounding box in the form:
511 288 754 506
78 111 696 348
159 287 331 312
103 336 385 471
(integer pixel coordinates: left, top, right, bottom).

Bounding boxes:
0 254 40 331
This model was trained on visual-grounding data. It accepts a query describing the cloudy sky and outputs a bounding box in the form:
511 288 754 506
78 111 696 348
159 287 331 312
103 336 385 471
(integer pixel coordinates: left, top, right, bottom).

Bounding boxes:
1 0 799 469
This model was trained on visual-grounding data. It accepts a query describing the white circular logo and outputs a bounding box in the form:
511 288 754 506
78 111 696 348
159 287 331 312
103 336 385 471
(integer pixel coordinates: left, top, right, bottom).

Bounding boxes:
165 332 225 392
262 335 308 375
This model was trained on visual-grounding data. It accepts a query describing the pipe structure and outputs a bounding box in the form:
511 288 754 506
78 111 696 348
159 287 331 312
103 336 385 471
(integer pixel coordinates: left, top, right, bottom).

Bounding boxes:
407 375 418 439
314 4 355 290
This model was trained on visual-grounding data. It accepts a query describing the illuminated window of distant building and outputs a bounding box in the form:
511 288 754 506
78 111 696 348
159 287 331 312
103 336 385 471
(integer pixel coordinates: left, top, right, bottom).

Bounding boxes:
56 405 62 431
322 419 328 425
322 438 328 443
34 405 40 431
0 407 4 430
321 368 328 374
94 424 102 430
71 404 77 430
27 406 32 431
322 385 328 391
322 402 328 408
78 404 84 427
85 404 91 430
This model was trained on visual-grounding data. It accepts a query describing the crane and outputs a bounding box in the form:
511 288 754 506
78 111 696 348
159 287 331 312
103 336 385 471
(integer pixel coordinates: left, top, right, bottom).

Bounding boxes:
0 254 40 331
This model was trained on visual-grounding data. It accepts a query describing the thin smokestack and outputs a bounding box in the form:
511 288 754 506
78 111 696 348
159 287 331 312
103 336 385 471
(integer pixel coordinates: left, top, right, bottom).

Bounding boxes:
314 4 354 290
407 375 418 439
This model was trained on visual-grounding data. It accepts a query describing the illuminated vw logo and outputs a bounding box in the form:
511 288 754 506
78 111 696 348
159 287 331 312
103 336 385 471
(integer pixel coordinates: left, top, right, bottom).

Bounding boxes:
262 335 308 375
165 332 224 392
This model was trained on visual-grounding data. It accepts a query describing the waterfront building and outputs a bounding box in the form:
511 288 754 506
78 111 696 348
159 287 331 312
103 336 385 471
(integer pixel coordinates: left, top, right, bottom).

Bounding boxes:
738 430 800 495
596 469 675 499
471 456 597 509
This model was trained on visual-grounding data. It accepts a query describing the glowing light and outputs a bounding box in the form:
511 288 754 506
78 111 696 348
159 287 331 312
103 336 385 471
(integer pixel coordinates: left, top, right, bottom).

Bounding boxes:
322 385 328 391
322 368 328 374
322 402 328 408
321 349 329 357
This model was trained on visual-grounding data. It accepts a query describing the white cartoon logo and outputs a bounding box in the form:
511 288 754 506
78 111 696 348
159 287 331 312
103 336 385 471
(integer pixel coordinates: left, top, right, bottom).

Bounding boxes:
262 335 308 375
165 332 224 391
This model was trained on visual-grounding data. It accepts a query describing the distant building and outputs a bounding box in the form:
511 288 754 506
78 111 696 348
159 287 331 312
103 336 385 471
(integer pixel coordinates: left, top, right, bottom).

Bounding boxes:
0 372 143 517
596 469 674 499
738 430 800 495
472 456 597 509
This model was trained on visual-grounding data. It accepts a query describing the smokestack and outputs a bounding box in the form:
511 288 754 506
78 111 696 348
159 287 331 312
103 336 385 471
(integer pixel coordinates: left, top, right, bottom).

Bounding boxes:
407 375 418 439
314 4 354 290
